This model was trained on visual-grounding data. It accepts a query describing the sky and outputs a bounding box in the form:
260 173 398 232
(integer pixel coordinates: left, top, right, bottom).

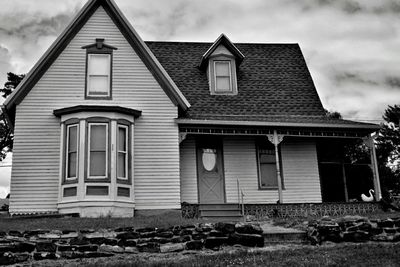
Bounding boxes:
0 0 400 197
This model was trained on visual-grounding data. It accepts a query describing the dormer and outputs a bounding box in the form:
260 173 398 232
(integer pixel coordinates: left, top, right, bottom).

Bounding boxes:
199 34 245 95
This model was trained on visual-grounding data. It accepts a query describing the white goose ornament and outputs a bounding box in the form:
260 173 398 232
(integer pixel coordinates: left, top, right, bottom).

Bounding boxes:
361 189 374 202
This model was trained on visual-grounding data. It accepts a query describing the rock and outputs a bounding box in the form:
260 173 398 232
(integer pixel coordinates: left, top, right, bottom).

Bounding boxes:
60 232 79 239
136 238 151 244
181 224 196 229
171 226 182 235
198 223 213 232
125 246 139 253
103 238 118 246
150 237 171 244
235 223 263 235
307 227 320 245
74 244 98 252
116 232 140 240
115 227 135 232
70 238 90 246
160 243 185 253
171 235 191 243
209 230 225 237
342 231 369 243
33 252 58 260
83 232 104 239
136 227 156 233
186 240 203 250
0 252 16 265
23 230 48 237
0 232 6 237
370 227 384 235
16 241 36 253
394 219 400 228
0 244 17 253
84 237 106 245
99 244 124 253
378 219 395 228
204 237 228 249
180 229 193 236
384 228 397 234
80 229 96 234
229 233 264 247
192 232 207 240
157 231 174 238
56 244 73 252
38 233 61 239
60 251 85 259
14 252 30 263
118 239 136 247
137 242 160 253
8 231 23 237
215 222 236 234
140 231 157 238
36 241 57 252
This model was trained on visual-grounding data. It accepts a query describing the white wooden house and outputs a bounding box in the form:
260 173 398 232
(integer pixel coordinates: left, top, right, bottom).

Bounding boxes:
2 0 381 217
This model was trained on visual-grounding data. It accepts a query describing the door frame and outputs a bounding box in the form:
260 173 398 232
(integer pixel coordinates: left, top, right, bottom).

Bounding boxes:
196 137 226 204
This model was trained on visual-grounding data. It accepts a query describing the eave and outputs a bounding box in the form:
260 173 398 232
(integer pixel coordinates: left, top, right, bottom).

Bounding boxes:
53 105 142 118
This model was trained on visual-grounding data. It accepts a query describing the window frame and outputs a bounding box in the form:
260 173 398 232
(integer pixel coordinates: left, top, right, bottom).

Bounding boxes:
214 60 232 92
65 124 79 180
256 142 284 190
86 53 111 98
85 118 111 182
62 119 80 184
117 124 129 180
116 119 132 185
209 56 238 95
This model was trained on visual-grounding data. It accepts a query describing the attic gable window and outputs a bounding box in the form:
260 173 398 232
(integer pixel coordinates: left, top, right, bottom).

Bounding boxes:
82 39 117 99
214 61 232 92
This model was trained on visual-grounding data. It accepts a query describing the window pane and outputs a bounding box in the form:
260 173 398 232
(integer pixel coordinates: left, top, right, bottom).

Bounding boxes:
90 151 106 176
117 152 126 178
68 152 77 178
90 124 107 151
260 163 278 187
118 127 127 151
89 76 108 94
216 77 231 91
68 126 77 152
215 62 230 76
89 54 110 75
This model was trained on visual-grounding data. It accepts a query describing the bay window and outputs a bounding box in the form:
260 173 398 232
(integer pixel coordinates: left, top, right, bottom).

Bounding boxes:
87 122 109 179
65 124 78 180
117 124 129 180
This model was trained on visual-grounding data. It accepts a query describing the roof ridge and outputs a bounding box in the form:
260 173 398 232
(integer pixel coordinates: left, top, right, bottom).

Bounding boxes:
145 40 299 46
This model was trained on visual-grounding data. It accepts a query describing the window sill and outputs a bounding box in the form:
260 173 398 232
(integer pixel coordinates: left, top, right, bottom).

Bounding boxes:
258 187 285 191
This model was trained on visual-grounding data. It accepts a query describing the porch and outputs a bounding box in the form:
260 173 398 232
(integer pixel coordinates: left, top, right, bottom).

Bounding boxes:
178 121 381 210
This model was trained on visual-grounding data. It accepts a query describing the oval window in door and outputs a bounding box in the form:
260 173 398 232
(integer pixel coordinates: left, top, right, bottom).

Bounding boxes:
202 149 217 171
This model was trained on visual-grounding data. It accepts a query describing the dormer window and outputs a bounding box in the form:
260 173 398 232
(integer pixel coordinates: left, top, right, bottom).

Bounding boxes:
214 61 232 92
82 39 117 99
199 34 244 96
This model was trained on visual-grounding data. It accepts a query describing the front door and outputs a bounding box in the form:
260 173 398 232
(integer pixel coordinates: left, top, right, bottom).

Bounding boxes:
197 140 225 204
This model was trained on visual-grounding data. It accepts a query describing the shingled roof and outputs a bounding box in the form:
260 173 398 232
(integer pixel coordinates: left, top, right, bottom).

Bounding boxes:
146 41 378 129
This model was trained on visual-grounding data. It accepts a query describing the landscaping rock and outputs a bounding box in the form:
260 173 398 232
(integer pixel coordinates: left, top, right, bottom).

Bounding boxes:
186 240 203 250
118 239 136 247
23 230 48 238
70 238 90 246
150 237 171 244
215 222 236 234
229 233 264 247
140 231 157 238
33 252 58 260
204 237 228 249
160 243 185 253
171 235 191 243
124 246 139 253
0 243 17 253
179 229 193 236
56 244 73 252
85 251 115 258
38 233 61 239
235 223 263 235
192 232 207 240
60 232 79 239
342 230 369 243
115 227 135 232
84 237 106 245
36 241 57 252
378 219 395 228
137 242 160 253
136 227 156 233
14 252 30 263
8 231 23 237
384 228 398 234
74 244 98 252
83 232 104 239
17 241 36 253
0 252 16 265
99 244 124 253
60 251 84 259
116 232 140 240
209 230 225 237
157 231 174 238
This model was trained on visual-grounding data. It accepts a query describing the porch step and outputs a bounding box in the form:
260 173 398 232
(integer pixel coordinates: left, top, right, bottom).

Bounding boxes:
199 204 244 222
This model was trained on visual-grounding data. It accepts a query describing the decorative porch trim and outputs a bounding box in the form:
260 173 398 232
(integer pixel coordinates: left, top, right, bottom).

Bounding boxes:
363 135 382 201
179 125 372 139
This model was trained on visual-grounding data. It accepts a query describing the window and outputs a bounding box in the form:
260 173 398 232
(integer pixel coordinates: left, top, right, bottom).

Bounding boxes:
117 125 128 179
66 124 78 179
214 61 232 92
87 54 111 97
88 123 108 178
257 143 283 189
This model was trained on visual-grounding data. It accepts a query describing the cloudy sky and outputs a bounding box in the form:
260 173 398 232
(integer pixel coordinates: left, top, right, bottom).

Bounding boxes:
0 0 399 197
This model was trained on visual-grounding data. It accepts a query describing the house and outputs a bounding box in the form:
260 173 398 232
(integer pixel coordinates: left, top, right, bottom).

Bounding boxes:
2 0 381 218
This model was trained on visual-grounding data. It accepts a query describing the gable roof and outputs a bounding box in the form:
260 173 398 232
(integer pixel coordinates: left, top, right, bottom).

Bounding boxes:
146 41 379 131
2 0 190 126
199 34 245 70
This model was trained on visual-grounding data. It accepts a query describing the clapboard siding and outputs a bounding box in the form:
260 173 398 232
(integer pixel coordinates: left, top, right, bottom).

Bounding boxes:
179 136 198 203
281 139 322 203
10 6 180 213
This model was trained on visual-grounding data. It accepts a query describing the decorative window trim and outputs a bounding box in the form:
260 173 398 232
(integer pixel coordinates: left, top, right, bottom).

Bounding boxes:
208 55 238 95
256 142 285 190
82 39 117 100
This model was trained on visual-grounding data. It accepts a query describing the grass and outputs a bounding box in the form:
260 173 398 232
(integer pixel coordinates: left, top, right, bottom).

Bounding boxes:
34 243 400 266
0 211 205 231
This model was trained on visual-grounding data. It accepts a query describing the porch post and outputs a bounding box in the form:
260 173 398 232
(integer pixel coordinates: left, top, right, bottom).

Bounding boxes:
267 130 284 203
365 134 382 201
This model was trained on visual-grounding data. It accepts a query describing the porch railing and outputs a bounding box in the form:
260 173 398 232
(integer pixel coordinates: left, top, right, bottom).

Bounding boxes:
237 179 245 222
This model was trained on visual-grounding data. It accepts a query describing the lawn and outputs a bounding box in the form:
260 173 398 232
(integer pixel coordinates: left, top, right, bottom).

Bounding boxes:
0 211 205 231
32 243 400 266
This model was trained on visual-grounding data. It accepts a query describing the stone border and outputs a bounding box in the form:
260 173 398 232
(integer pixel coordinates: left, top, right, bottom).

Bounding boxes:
0 222 264 265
